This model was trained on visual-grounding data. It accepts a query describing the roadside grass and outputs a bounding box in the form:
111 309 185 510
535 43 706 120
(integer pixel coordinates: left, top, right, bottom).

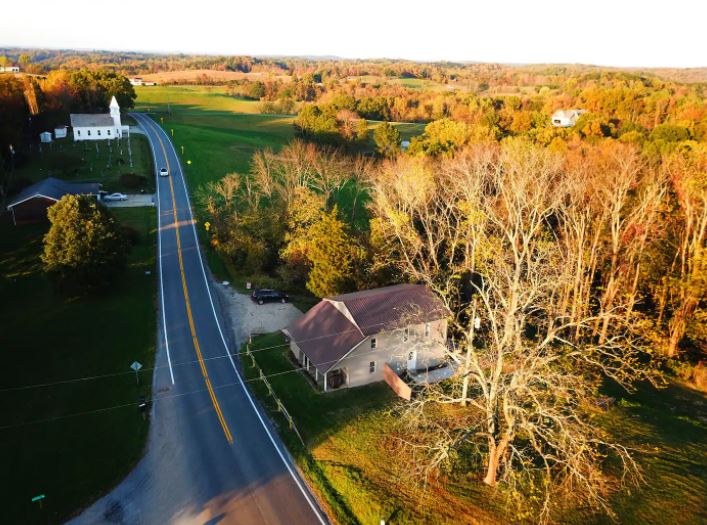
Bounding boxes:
240 332 497 525
240 332 707 525
0 206 157 525
10 133 154 194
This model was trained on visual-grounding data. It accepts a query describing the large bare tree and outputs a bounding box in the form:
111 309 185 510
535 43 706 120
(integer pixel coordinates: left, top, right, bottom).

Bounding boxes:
370 141 661 522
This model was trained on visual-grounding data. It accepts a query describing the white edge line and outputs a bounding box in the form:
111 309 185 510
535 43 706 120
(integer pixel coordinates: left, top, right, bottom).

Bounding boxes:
144 116 327 525
134 113 175 385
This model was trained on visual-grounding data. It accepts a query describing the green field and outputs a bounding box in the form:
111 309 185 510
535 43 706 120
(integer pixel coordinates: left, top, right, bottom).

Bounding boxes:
0 207 157 524
12 133 154 194
134 85 264 115
241 332 707 525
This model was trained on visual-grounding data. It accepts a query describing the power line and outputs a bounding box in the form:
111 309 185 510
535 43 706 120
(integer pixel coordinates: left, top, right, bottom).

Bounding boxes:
0 316 423 394
0 357 358 431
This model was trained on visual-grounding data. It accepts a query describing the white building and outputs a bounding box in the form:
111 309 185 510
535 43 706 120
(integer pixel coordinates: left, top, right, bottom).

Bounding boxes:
551 109 586 128
54 126 68 139
0 66 20 73
70 96 127 141
39 131 52 143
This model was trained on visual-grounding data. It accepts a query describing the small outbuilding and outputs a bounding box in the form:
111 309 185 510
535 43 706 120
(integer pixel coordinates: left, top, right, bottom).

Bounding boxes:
6 177 100 225
39 131 52 143
54 126 68 139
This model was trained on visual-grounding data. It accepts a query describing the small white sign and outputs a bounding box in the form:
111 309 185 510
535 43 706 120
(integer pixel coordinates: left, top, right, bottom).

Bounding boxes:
131 361 143 372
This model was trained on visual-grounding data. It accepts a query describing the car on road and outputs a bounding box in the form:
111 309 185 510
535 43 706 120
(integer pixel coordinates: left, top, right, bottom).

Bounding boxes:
251 289 288 305
159 167 169 177
103 192 128 202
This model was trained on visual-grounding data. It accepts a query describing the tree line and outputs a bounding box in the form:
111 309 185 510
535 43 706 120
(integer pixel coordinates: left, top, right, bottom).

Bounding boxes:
199 136 705 522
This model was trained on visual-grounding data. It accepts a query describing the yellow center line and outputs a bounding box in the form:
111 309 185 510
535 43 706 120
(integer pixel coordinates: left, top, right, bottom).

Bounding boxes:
153 123 233 445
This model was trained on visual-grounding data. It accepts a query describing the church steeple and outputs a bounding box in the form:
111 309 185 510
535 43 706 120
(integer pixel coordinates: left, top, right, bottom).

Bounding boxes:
109 96 121 128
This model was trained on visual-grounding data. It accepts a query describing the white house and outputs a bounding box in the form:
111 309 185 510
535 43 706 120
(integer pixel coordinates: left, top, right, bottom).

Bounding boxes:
551 109 586 128
283 284 451 392
70 96 127 141
0 66 20 73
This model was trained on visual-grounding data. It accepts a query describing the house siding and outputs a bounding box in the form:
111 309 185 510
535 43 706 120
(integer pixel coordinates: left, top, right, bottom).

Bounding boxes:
335 318 448 389
73 126 122 141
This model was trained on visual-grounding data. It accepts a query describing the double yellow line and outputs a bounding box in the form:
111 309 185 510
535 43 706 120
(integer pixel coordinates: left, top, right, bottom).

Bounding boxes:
154 125 234 444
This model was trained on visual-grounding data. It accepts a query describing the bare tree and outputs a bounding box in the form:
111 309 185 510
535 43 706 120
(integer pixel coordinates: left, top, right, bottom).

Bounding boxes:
370 140 661 522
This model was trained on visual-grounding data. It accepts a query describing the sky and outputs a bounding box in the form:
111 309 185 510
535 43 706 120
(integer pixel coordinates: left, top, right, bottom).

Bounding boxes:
2 0 705 68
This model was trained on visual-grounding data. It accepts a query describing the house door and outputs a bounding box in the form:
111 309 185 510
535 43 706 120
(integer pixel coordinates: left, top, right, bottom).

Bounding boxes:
407 351 417 372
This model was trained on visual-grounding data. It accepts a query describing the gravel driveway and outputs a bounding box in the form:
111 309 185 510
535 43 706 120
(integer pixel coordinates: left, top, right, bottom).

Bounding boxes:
215 283 303 338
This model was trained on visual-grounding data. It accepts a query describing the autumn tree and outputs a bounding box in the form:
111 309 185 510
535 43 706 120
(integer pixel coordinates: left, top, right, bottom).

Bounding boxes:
373 122 402 157
281 207 365 297
42 195 128 292
370 141 661 522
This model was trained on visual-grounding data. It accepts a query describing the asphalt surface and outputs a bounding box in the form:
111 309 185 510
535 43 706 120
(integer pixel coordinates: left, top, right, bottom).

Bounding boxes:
68 114 327 525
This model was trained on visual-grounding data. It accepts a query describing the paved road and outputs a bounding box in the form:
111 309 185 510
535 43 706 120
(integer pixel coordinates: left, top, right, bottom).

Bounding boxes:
68 114 327 525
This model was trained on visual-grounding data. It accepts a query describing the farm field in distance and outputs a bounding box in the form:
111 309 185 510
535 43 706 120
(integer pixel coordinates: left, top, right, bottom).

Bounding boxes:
134 85 425 190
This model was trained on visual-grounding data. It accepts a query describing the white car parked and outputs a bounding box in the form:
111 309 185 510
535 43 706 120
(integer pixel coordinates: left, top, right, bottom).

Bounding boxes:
103 192 128 202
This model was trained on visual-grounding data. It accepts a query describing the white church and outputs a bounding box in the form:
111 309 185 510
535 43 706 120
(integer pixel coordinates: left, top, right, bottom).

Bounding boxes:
70 96 129 141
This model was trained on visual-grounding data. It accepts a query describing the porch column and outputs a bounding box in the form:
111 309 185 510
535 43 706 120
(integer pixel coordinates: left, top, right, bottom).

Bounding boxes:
315 369 318 381
324 372 328 392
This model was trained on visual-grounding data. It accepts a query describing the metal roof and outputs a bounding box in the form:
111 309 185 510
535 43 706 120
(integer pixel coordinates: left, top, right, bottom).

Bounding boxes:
70 113 116 127
285 284 447 373
328 284 446 336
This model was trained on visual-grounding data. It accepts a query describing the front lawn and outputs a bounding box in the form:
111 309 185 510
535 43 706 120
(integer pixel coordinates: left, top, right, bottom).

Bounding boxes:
0 206 157 524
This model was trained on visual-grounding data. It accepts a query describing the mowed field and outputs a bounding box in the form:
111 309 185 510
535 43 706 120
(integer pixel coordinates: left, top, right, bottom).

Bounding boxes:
140 69 292 84
134 85 425 192
0 207 157 525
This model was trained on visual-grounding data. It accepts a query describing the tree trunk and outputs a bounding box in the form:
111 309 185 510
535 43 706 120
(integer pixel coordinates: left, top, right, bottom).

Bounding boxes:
483 436 509 486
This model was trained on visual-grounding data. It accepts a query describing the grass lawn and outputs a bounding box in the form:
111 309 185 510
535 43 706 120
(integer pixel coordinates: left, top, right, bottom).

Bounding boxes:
11 132 154 194
241 332 707 525
0 206 157 524
134 85 265 115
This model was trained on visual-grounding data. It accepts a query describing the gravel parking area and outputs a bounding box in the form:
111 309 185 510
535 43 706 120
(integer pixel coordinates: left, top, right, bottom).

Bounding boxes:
216 283 303 338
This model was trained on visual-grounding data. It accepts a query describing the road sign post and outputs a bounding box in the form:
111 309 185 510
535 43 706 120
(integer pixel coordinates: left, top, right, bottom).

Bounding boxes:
31 494 45 509
131 361 143 385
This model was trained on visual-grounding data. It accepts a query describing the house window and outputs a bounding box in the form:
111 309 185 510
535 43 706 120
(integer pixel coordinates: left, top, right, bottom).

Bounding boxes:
87 130 91 136
77 130 81 136
370 337 377 349
107 129 111 136
403 327 409 342
369 361 376 374
424 323 430 337
408 351 415 361
97 129 101 136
